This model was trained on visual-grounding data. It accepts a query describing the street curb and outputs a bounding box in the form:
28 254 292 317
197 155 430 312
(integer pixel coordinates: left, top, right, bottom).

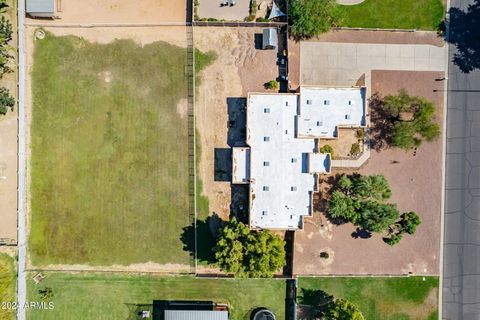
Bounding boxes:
438 0 451 319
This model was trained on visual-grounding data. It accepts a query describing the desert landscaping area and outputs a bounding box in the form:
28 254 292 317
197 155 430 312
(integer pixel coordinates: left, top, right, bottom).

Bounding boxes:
294 70 444 276
194 26 281 223
26 0 187 25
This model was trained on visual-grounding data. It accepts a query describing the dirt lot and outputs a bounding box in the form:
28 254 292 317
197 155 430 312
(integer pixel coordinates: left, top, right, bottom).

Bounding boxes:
293 70 444 275
194 27 278 220
26 0 186 25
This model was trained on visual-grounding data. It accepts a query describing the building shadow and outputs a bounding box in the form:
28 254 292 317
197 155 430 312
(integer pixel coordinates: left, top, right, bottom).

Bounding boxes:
227 97 247 147
180 213 224 264
254 33 263 50
214 148 232 181
444 0 480 73
230 184 249 223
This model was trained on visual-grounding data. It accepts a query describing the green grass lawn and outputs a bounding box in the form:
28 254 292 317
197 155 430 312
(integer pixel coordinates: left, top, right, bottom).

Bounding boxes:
27 273 286 320
29 32 212 266
338 0 445 30
0 253 16 320
298 277 438 320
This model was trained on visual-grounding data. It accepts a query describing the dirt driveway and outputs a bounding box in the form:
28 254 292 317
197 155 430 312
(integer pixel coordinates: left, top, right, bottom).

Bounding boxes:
293 70 444 276
194 27 278 220
26 0 187 24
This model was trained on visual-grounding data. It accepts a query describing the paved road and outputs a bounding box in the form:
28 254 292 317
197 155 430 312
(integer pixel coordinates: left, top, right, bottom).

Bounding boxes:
443 0 480 319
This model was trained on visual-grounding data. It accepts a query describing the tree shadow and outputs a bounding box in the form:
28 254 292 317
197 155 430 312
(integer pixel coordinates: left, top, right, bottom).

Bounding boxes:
298 289 333 317
444 0 480 73
180 213 224 264
369 93 394 152
351 227 372 239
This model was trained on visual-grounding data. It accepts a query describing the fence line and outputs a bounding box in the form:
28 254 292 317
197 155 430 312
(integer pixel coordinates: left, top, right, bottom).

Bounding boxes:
334 26 417 32
193 21 287 27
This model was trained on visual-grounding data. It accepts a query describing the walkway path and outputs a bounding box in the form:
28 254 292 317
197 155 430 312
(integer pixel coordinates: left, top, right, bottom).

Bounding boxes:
16 0 27 318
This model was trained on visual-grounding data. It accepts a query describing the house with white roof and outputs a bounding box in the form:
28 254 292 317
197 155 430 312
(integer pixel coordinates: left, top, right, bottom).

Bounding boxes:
232 86 366 230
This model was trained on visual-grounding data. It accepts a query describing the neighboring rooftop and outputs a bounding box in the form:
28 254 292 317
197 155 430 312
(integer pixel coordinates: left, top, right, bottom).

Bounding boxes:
26 0 55 15
234 87 366 230
165 310 229 320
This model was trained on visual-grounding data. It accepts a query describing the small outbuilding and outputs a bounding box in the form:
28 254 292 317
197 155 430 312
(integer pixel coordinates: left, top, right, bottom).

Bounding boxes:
262 28 277 50
26 0 56 18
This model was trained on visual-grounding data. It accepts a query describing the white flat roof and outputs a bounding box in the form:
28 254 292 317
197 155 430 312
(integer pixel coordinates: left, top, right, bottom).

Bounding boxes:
247 93 316 229
165 310 229 320
245 87 366 230
232 147 250 184
308 153 331 174
298 87 365 138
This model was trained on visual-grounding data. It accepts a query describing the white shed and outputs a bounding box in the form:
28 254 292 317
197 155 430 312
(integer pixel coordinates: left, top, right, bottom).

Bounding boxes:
26 0 56 18
262 28 277 50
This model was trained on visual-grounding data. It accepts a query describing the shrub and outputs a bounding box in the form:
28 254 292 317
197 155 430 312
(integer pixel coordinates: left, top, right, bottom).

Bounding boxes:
264 79 279 90
350 142 361 156
0 87 14 115
320 144 334 159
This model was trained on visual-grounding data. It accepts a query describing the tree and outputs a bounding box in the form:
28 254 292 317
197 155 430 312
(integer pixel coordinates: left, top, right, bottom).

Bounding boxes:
264 79 279 90
320 144 334 159
398 211 421 235
352 175 391 201
382 90 440 149
0 87 14 115
288 0 342 39
213 218 286 278
324 299 365 320
383 232 404 246
328 190 359 222
358 201 399 233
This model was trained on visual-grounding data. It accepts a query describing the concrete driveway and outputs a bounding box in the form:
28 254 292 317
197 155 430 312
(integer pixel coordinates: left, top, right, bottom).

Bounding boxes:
300 42 447 88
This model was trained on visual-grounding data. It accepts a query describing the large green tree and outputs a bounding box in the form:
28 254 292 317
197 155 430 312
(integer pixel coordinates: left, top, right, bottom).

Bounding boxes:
288 0 342 39
324 299 365 320
358 201 399 233
327 174 394 230
213 218 286 278
382 89 440 149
